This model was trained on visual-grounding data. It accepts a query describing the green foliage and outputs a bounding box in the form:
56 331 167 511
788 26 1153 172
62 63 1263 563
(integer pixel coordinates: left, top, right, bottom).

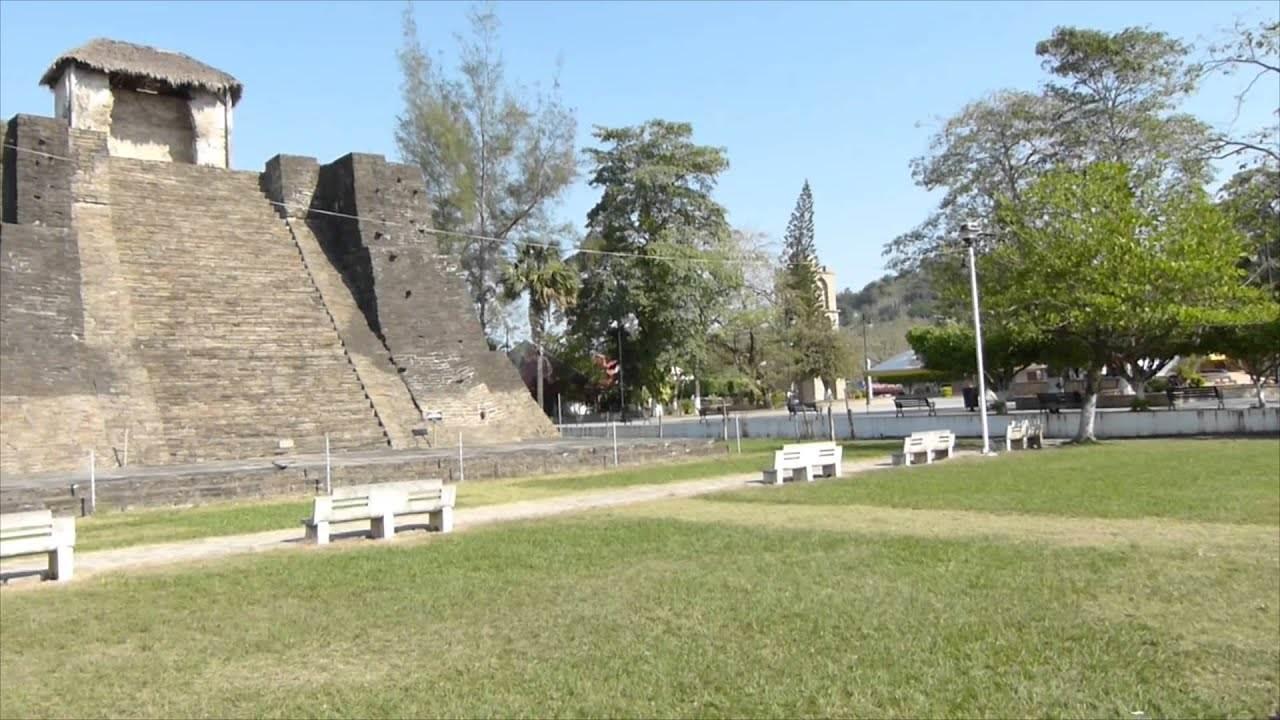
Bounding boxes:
396 4 577 339
679 398 695 415
501 240 579 344
1201 314 1280 406
1129 397 1153 412
571 120 741 399
1146 376 1169 393
906 323 1042 393
1218 166 1280 299
888 25 1209 270
779 181 822 321
987 162 1263 439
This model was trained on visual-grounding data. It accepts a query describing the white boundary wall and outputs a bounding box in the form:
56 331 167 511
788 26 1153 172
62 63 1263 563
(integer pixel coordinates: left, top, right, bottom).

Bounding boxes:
562 408 1280 441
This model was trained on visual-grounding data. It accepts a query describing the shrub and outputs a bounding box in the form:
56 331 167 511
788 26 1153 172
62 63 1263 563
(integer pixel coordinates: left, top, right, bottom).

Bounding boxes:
1188 375 1206 388
1146 377 1169 394
1130 397 1153 412
679 398 694 415
768 391 786 409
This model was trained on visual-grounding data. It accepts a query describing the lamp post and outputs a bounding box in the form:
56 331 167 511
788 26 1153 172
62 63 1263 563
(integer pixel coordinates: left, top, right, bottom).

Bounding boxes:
961 222 994 456
617 323 625 423
860 314 873 412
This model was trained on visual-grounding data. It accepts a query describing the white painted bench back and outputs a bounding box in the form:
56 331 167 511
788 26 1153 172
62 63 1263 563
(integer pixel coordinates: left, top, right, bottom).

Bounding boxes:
902 436 928 454
1006 420 1027 440
376 479 456 515
773 442 840 470
310 480 454 525
917 430 955 453
0 510 75 558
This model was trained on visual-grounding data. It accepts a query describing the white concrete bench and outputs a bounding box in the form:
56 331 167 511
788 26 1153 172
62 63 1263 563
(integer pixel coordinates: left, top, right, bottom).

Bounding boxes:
1005 420 1029 451
891 435 931 466
922 430 955 461
0 510 76 582
303 479 454 545
892 430 955 466
1026 419 1044 449
762 442 842 485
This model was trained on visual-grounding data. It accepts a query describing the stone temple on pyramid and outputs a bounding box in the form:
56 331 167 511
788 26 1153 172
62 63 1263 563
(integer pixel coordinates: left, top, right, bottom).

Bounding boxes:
0 38 556 482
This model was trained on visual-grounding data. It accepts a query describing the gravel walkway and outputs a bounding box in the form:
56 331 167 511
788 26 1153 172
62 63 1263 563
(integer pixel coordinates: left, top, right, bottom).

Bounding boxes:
0 454 929 585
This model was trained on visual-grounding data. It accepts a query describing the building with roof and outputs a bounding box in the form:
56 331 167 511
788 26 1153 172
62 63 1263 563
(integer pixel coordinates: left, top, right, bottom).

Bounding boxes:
41 38 240 167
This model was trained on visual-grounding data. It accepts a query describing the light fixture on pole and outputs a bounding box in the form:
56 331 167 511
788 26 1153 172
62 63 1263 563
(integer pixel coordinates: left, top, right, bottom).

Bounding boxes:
860 314 873 412
961 222 994 456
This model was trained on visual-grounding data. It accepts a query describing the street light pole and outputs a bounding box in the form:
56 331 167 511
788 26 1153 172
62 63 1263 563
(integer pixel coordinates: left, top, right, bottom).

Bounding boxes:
861 316 872 411
962 223 993 456
617 323 625 423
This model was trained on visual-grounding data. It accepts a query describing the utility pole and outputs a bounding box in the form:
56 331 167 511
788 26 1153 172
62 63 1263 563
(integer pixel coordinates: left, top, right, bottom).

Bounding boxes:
962 223 994 456
861 315 872 411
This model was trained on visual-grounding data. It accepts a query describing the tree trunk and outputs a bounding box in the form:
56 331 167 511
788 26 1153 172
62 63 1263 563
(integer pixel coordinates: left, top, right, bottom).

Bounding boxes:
537 343 545 416
1074 365 1101 442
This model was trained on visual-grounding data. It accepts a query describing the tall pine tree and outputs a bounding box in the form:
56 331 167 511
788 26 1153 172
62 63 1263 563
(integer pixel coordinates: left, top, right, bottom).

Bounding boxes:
780 180 822 321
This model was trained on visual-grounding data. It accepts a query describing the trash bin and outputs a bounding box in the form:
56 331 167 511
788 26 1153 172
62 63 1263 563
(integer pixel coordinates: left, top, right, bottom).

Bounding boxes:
962 386 978 411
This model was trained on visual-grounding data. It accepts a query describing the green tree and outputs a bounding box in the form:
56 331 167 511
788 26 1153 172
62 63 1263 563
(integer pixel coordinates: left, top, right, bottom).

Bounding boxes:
1204 316 1280 408
888 26 1209 272
501 238 579 412
396 3 577 342
1219 165 1280 299
906 324 1044 404
779 181 821 319
987 162 1262 441
570 120 741 401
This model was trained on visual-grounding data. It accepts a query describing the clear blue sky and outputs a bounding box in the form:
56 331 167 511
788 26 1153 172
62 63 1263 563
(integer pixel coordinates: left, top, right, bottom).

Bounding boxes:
2 0 1275 293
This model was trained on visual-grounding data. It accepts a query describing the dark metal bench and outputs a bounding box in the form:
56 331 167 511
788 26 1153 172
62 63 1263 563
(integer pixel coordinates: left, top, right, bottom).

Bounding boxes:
1037 392 1083 414
894 395 936 417
1165 385 1224 409
698 403 731 420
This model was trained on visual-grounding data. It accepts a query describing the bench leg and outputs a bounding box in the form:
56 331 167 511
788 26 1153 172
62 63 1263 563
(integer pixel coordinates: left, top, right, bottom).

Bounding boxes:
305 520 331 545
47 546 73 582
429 506 454 533
371 513 396 540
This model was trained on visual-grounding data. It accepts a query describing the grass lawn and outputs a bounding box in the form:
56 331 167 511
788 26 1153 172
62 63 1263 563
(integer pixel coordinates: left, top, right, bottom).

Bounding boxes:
72 440 904 552
713 438 1280 525
1 439 1276 718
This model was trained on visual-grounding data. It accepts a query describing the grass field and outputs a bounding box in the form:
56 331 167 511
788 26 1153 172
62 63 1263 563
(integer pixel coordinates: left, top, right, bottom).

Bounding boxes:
1 439 1275 719
72 440 905 552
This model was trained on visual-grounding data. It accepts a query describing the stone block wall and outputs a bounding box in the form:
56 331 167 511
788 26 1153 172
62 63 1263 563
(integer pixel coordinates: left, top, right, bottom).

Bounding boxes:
267 152 556 445
2 114 73 227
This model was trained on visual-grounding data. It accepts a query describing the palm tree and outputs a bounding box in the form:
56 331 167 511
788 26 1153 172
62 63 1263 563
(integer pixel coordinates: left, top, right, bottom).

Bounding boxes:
502 240 580 414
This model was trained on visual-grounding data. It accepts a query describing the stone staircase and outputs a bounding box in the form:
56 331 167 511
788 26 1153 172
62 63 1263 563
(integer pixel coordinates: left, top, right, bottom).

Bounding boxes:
107 158 390 462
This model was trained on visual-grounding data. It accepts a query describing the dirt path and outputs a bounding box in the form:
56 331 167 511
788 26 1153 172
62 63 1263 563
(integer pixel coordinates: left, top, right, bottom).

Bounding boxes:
2 455 906 584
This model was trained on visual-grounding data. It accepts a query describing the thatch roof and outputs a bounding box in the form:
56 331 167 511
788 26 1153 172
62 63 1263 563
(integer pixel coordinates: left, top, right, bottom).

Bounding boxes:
41 38 242 105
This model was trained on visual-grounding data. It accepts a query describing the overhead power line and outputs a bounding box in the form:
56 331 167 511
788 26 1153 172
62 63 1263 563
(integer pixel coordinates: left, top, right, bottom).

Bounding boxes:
1 143 777 268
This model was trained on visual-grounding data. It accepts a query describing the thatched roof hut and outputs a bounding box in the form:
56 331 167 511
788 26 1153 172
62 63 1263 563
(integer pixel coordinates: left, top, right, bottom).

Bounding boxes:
40 38 242 105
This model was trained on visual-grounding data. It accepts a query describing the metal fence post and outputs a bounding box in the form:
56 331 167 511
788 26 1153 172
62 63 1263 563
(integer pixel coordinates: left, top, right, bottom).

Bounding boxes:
324 432 332 495
88 449 96 515
735 416 742 453
612 422 619 466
